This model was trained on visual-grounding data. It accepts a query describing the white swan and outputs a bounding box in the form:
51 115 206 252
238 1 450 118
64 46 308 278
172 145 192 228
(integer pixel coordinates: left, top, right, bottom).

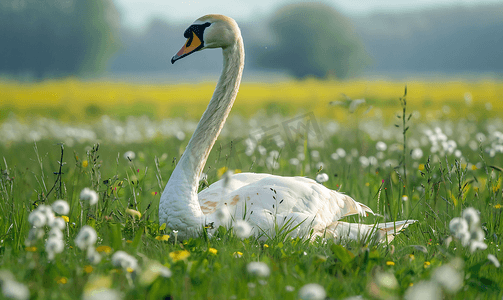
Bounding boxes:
159 14 415 241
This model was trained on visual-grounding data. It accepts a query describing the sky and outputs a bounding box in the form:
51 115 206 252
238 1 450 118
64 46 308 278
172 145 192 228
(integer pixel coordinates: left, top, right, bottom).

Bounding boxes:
114 0 502 29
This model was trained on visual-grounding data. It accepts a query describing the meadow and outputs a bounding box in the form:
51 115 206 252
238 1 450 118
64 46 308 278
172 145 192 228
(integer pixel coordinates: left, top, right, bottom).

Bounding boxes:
0 78 502 299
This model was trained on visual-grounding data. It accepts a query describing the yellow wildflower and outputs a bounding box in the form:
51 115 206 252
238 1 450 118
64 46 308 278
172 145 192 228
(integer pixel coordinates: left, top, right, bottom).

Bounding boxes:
365 182 370 187
169 250 190 262
386 261 395 266
208 248 218 255
82 160 88 168
424 261 431 268
409 254 415 261
61 216 69 222
126 208 141 219
84 265 94 274
96 245 112 254
217 166 228 178
25 247 37 252
263 244 269 248
418 164 425 171
151 191 158 196
126 267 134 273
126 240 133 244
234 169 242 174
155 235 170 241
57 277 68 284
233 251 243 258
471 164 478 170
494 204 502 209
409 283 413 287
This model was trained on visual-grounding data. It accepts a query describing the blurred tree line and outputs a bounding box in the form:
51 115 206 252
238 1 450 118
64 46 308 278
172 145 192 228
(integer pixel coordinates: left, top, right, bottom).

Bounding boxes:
1 2 502 80
0 0 120 79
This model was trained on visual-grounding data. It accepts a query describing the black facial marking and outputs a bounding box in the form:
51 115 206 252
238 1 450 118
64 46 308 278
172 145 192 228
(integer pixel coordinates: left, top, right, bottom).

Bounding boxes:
183 22 211 47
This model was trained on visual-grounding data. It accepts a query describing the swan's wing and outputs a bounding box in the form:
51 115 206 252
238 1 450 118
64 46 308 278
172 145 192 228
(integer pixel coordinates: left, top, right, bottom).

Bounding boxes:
199 173 374 234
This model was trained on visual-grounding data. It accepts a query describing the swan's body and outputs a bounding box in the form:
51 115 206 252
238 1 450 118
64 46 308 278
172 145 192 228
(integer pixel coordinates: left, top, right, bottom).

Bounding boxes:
159 14 415 241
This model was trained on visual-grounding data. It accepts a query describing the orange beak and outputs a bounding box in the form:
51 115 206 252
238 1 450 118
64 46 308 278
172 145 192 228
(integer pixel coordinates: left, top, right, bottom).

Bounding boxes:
171 31 203 64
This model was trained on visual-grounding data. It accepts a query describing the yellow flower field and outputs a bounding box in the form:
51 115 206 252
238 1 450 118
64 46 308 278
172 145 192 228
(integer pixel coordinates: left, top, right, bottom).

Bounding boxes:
1 78 501 122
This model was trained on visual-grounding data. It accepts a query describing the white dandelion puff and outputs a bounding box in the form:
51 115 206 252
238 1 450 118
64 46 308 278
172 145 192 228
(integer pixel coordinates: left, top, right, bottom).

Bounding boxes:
315 173 329 184
234 220 252 239
35 205 55 222
432 264 463 293
285 285 295 292
48 217 66 230
487 254 500 268
376 141 387 151
1 279 30 300
298 283 326 300
75 226 98 250
45 237 64 260
82 288 121 300
246 262 270 277
111 250 138 271
449 217 468 236
28 211 47 228
462 207 480 228
86 247 102 265
52 200 69 215
404 280 441 300
80 188 99 205
48 228 63 240
216 206 231 224
411 148 423 160
123 151 136 160
376 272 399 290
470 240 487 253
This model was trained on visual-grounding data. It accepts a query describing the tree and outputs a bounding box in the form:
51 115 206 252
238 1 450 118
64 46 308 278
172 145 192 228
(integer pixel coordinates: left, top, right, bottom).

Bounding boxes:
0 0 120 79
255 3 370 79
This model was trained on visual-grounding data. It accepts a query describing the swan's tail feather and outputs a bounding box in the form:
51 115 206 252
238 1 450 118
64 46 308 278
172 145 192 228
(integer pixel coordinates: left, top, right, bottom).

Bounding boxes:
327 219 417 243
337 194 375 218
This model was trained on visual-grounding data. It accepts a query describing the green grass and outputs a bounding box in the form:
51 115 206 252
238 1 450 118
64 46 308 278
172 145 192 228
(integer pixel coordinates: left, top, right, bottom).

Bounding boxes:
0 100 503 299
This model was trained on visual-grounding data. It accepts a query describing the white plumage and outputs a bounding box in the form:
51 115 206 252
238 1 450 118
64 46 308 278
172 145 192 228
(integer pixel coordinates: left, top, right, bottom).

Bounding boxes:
159 14 415 241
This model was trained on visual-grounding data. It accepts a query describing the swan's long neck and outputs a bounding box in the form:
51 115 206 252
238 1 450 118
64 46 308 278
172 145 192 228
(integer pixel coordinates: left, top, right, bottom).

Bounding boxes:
159 35 244 233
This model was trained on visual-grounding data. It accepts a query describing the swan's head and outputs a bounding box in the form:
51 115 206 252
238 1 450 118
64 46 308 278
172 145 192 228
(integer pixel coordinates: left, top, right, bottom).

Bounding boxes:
171 14 240 64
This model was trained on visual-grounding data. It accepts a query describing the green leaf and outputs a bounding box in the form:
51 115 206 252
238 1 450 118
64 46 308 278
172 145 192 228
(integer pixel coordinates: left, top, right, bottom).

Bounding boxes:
131 226 144 250
109 223 123 251
330 244 355 265
159 223 166 231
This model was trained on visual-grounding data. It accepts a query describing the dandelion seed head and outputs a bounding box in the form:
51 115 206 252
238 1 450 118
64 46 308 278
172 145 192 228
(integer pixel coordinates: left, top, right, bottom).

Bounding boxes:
315 173 329 183
80 188 99 205
404 280 441 300
123 151 136 160
216 206 231 224
2 279 30 300
28 211 47 228
376 272 399 289
52 200 69 215
234 220 252 239
376 141 387 151
48 228 63 240
449 217 468 236
82 288 121 300
411 148 423 160
112 251 138 271
246 262 270 277
462 207 480 227
49 217 66 230
487 254 500 268
298 283 326 300
432 264 463 293
289 158 300 166
75 226 98 250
